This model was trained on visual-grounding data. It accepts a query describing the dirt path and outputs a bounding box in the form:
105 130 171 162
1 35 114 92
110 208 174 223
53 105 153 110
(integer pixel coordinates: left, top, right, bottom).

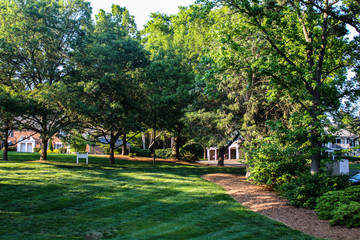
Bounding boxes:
202 173 360 240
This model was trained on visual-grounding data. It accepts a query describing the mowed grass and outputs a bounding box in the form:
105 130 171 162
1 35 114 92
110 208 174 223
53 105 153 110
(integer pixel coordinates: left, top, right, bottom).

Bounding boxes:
350 163 360 170
0 152 315 240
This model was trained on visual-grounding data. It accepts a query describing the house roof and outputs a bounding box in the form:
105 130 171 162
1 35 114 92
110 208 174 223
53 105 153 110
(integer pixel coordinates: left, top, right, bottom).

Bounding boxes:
333 129 358 138
98 137 131 146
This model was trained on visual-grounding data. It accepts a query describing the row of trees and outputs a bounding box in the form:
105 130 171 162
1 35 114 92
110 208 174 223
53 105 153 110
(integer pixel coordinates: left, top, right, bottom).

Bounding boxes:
1 0 359 172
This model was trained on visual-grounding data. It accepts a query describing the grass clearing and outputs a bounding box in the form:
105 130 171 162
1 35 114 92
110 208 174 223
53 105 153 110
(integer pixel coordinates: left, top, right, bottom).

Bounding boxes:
0 152 315 239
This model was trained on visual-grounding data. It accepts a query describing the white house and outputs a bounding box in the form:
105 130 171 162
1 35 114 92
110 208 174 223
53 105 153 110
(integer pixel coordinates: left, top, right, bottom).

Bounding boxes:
207 141 242 160
16 136 36 153
324 129 359 156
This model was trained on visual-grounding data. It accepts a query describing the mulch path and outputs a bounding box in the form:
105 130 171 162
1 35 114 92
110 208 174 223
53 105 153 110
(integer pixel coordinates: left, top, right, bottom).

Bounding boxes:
202 173 360 240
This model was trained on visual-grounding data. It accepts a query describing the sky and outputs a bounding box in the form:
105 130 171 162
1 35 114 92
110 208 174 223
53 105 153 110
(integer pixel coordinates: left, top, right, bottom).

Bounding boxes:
88 0 196 30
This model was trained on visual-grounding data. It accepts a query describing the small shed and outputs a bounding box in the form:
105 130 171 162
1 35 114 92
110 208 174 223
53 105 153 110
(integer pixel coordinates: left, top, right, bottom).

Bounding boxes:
207 141 242 161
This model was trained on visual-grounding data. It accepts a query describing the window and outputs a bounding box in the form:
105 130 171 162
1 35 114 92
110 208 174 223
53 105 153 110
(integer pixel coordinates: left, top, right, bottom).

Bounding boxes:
54 143 63 149
336 138 341 144
8 130 13 137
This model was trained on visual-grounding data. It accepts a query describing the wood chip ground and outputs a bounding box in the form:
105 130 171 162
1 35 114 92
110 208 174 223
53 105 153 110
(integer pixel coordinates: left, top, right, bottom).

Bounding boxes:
202 173 360 240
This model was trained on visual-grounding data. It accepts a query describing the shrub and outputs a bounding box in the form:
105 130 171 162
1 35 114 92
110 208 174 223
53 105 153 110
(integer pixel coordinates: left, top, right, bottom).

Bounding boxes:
128 153 136 157
47 150 53 153
330 201 360 227
183 144 203 158
59 147 67 154
315 190 348 219
315 185 360 228
48 139 54 151
130 147 151 157
8 146 17 151
33 147 41 152
156 148 173 159
279 172 351 209
180 150 198 162
53 149 60 154
246 140 308 188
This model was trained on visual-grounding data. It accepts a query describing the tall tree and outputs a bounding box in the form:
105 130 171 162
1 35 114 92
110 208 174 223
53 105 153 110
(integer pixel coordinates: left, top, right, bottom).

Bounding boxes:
0 0 92 160
200 0 358 172
71 5 149 164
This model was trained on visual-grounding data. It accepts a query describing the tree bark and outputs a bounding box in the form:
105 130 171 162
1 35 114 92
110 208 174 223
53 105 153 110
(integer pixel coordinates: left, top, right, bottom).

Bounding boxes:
109 141 115 164
2 127 9 161
40 138 48 161
153 111 157 166
121 132 127 155
2 141 8 161
203 147 207 160
172 136 180 160
310 92 322 173
217 147 225 166
172 127 181 160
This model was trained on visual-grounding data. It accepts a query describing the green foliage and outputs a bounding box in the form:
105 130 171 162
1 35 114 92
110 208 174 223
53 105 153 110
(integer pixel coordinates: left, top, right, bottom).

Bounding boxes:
280 172 351 208
315 190 348 219
63 132 87 153
0 0 92 160
59 147 67 154
7 146 16 151
33 147 41 153
130 147 151 157
246 139 308 188
156 148 173 159
180 150 198 162
48 139 54 152
316 186 360 227
99 144 110 155
128 153 136 157
330 201 360 227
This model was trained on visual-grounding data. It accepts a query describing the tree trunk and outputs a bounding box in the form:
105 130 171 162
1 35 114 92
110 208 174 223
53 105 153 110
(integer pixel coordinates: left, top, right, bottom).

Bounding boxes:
121 132 127 155
142 133 146 149
310 91 322 174
153 111 157 166
172 127 181 160
217 147 225 166
172 136 180 160
40 139 48 161
109 141 115 164
2 141 8 161
203 147 207 160
153 128 156 166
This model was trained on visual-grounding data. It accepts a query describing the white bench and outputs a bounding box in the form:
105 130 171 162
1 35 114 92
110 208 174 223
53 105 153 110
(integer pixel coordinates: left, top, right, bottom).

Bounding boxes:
76 152 88 164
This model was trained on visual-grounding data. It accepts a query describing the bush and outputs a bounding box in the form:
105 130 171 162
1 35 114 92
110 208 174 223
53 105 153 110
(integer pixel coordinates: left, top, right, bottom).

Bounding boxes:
315 186 360 227
315 190 347 219
279 172 351 209
128 153 136 157
48 139 54 152
8 146 17 151
183 144 203 158
59 147 67 153
246 140 308 188
156 148 173 159
330 201 360 227
130 147 151 157
53 149 60 154
33 147 41 152
180 150 198 162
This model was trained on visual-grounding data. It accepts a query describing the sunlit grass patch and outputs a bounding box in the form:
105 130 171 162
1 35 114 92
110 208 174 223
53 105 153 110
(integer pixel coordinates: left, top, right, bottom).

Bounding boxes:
0 152 315 239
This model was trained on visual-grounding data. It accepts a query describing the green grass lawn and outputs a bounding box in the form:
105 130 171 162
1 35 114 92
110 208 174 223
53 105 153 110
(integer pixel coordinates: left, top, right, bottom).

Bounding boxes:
350 163 360 170
0 152 316 240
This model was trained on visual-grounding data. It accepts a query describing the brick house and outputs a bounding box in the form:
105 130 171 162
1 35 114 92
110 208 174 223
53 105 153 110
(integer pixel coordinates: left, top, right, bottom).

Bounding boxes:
1 130 68 153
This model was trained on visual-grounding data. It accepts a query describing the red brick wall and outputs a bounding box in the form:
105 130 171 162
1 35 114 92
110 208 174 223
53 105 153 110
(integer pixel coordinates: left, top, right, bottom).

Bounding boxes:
7 130 64 149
